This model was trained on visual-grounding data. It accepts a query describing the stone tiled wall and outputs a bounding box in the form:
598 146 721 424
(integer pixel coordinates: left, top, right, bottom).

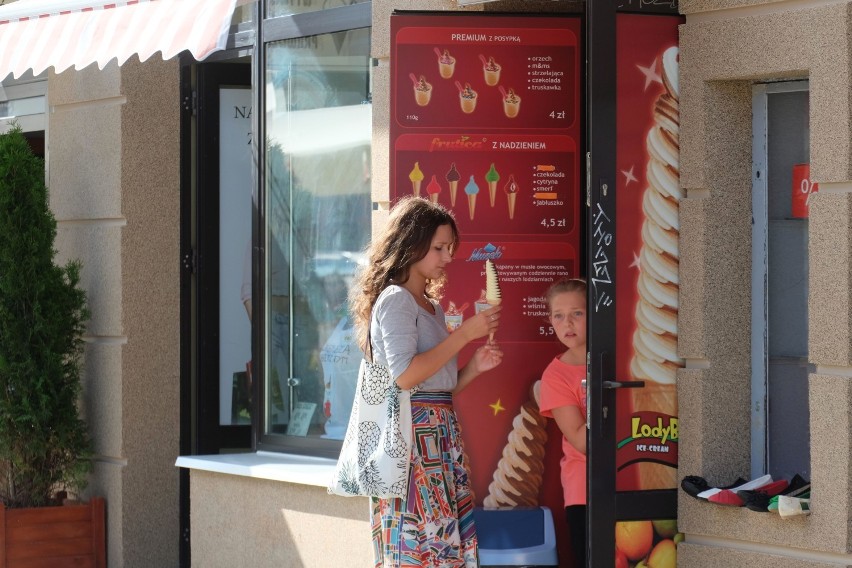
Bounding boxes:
678 1 852 563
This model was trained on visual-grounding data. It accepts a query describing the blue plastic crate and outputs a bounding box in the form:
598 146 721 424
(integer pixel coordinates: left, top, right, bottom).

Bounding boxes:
472 506 558 567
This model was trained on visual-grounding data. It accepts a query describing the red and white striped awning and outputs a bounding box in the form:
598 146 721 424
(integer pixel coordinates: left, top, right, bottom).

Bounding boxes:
0 0 238 80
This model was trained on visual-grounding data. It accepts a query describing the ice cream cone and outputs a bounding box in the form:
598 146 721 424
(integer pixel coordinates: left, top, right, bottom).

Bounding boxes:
507 192 517 220
485 260 502 344
629 46 682 492
483 381 548 509
467 193 477 220
449 181 458 206
488 182 497 207
409 162 424 197
426 174 441 204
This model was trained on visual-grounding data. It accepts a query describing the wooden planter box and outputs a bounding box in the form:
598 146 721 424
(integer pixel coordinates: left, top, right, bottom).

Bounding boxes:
0 497 105 568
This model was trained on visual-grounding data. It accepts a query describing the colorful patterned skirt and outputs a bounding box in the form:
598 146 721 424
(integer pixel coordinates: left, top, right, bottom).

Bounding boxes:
371 391 479 567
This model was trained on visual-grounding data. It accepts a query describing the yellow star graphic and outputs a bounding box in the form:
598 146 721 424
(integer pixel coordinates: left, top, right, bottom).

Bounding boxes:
489 399 506 416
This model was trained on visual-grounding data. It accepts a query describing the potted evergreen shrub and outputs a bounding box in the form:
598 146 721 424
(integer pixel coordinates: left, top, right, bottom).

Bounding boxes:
0 126 104 565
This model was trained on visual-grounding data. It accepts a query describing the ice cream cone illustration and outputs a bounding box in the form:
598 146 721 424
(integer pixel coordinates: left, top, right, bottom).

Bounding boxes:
480 54 501 87
435 47 456 79
446 162 461 207
504 175 519 220
630 46 683 491
426 174 441 204
444 301 468 332
456 81 478 114
482 381 548 509
485 163 500 207
410 73 432 107
485 259 502 343
408 162 424 197
464 175 479 220
474 289 489 317
500 86 521 118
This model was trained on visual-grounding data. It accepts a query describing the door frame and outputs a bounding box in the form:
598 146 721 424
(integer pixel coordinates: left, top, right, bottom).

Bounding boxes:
585 1 680 566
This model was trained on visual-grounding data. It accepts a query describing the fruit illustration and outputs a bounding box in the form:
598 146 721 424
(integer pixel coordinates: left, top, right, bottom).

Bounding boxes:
647 539 676 568
615 520 654 561
615 547 629 568
652 519 678 539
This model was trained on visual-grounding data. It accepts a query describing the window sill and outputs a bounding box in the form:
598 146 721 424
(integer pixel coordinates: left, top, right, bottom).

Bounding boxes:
175 451 336 488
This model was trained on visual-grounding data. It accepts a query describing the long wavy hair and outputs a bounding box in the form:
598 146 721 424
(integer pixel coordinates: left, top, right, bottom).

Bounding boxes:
349 196 459 353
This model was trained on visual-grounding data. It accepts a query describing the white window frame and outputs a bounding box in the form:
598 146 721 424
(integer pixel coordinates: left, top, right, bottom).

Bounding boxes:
0 74 47 135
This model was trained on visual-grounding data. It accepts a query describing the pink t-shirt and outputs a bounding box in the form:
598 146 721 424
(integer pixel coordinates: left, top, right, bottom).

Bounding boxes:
539 356 587 507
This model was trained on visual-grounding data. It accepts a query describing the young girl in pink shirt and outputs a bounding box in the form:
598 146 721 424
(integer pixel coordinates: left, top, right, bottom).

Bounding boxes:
538 278 587 567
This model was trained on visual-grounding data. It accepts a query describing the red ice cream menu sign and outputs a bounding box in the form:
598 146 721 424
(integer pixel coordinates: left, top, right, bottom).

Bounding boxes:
390 12 581 559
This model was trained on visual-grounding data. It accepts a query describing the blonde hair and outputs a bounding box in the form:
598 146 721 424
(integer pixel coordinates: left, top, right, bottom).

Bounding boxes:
545 278 587 311
349 196 459 352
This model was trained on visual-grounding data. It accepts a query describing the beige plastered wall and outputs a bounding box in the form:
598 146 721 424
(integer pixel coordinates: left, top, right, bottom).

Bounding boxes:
678 0 852 566
189 471 374 567
50 56 180 567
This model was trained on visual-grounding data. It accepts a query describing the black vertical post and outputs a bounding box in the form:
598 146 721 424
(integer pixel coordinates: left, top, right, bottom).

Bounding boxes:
586 0 618 567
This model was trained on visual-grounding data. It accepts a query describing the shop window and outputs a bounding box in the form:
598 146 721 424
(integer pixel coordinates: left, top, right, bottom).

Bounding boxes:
259 25 371 453
751 81 810 481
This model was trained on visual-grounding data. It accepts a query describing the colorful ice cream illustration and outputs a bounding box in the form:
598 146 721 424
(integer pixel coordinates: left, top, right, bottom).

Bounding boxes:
485 163 500 207
485 259 502 343
500 86 521 118
444 301 468 332
474 289 490 315
456 81 478 114
426 174 441 204
410 73 432 107
435 47 456 79
504 174 519 219
409 162 424 197
464 175 479 220
480 54 501 86
446 162 461 207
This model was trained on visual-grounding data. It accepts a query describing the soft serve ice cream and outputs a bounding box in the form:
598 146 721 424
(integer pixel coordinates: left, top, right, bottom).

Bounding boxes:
504 175 519 220
408 162 424 197
464 175 479 220
483 381 548 508
485 163 500 207
629 46 683 490
446 162 461 207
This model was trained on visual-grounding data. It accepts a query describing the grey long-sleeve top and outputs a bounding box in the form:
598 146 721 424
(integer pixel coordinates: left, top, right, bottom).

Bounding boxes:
370 285 458 391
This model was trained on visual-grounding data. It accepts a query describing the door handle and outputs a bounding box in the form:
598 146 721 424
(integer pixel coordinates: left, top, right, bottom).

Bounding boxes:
602 380 645 389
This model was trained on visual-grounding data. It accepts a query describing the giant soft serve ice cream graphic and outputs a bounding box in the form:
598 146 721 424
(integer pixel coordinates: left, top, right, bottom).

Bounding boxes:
629 46 683 490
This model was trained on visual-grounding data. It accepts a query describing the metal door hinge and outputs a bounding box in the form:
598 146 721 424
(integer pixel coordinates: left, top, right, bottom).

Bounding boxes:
182 90 197 115
182 249 197 273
